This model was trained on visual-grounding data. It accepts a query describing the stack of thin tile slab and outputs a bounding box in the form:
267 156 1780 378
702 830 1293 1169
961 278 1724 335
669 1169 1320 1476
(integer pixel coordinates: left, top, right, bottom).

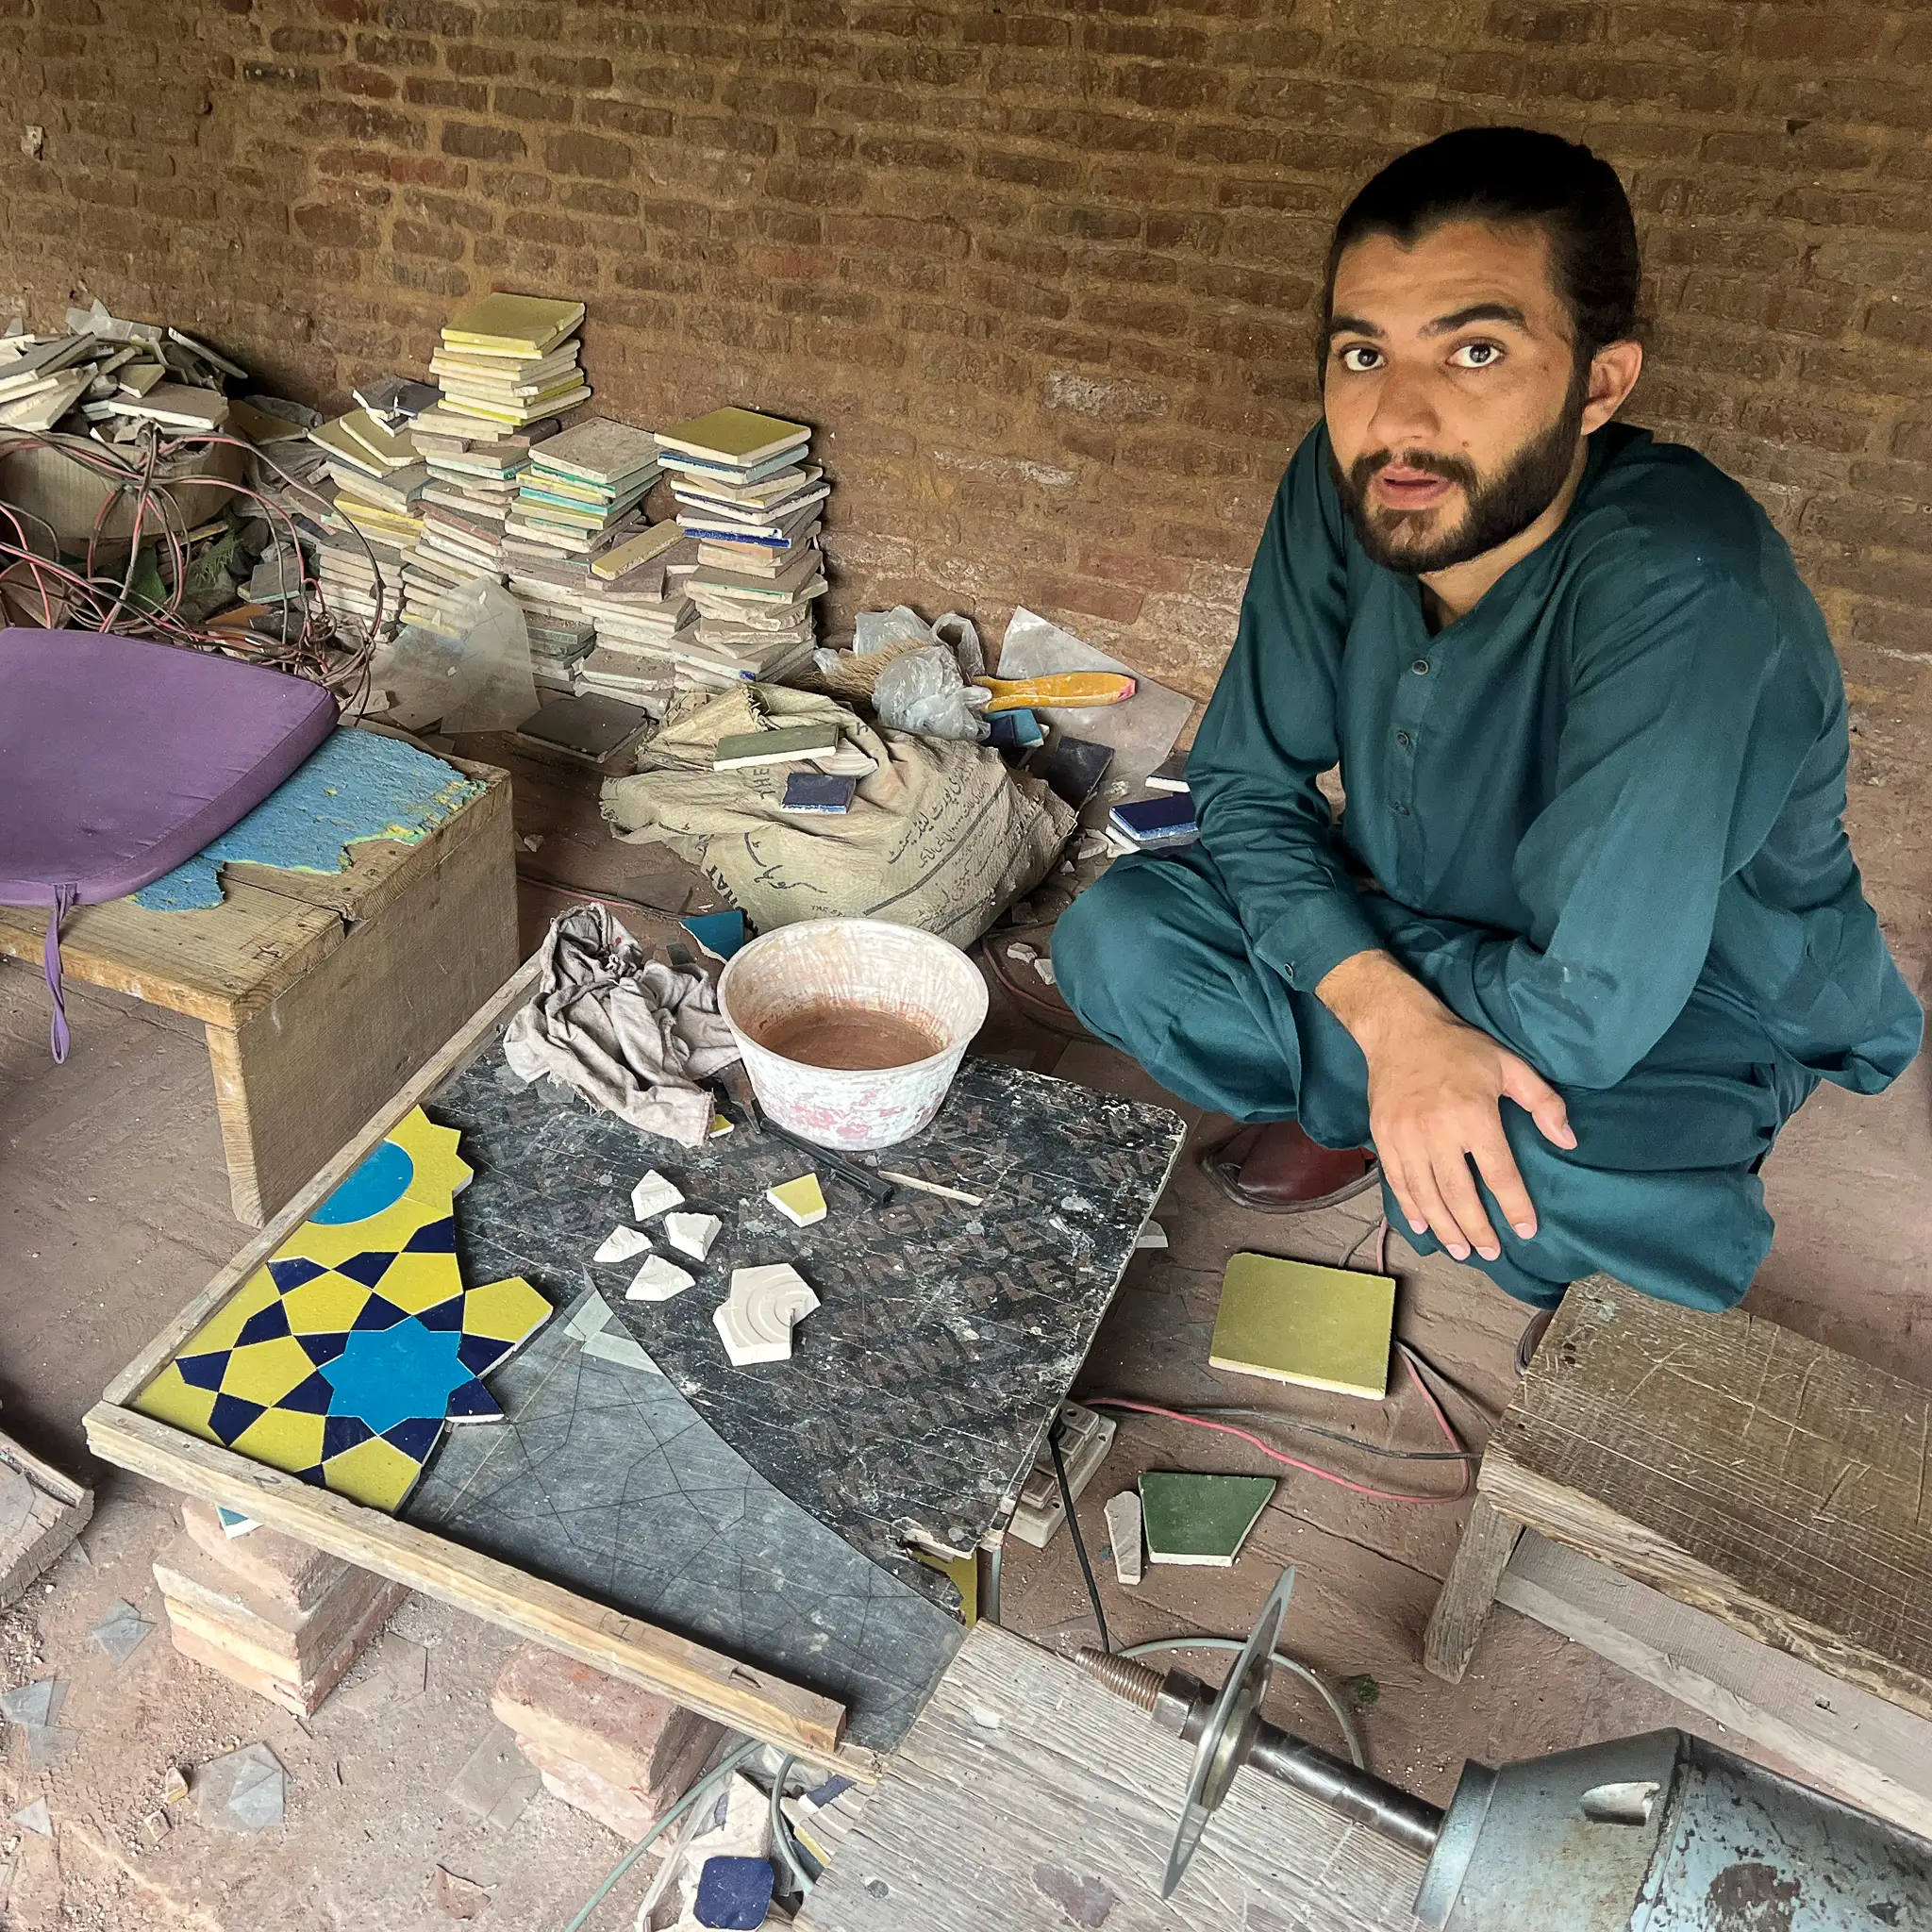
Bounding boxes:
314 532 405 633
311 409 427 553
399 419 534 633
497 418 663 691
424 293 590 438
575 522 699 714
655 408 827 688
506 555 598 693
506 417 659 563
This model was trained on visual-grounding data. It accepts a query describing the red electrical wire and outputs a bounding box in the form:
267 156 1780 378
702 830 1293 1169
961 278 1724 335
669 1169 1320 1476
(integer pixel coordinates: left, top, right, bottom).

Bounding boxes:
1087 1222 1474 1507
0 419 387 703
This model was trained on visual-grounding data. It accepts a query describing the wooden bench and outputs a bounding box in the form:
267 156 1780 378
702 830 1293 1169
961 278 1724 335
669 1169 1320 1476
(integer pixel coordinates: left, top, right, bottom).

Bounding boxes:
1423 1276 1932 1837
0 757 517 1226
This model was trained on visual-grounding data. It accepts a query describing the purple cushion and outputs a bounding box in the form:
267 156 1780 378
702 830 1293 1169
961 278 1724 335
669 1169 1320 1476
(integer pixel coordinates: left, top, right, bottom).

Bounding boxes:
0 628 337 908
0 629 337 1060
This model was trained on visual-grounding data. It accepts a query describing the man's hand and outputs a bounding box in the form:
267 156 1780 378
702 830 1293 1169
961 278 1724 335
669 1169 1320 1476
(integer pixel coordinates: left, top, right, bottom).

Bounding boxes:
1317 951 1576 1262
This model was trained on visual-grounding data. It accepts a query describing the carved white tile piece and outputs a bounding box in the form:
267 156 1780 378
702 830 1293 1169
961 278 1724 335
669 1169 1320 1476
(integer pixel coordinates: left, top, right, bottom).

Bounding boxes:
626 1255 696 1302
664 1211 723 1261
593 1225 653 1264
713 1263 820 1367
1106 1491 1144 1587
630 1170 685 1220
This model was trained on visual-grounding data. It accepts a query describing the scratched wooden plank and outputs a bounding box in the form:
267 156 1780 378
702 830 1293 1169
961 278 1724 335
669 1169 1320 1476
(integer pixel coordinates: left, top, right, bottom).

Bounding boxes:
1479 1276 1932 1721
797 1622 1427 1932
1498 1530 1932 1841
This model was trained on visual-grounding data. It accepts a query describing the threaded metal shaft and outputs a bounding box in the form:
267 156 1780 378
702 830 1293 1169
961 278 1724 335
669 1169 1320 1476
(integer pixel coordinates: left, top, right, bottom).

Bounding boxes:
1074 1647 1166 1710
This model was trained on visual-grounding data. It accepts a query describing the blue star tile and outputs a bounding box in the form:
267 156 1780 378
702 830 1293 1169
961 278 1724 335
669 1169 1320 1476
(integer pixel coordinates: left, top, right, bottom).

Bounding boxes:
324 1324 473 1437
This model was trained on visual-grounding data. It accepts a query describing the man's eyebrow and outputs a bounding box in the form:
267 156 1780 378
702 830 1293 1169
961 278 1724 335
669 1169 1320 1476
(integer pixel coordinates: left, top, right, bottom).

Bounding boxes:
1423 302 1529 336
1324 313 1381 341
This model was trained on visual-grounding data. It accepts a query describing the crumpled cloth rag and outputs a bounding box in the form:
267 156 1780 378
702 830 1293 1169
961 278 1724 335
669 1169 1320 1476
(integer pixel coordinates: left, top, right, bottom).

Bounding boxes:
503 904 741 1146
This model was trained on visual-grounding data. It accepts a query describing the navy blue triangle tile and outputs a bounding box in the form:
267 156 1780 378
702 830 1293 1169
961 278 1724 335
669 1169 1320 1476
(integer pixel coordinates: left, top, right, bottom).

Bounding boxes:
444 1382 502 1422
336 1250 398 1289
208 1392 266 1443
280 1371 335 1415
416 1295 466 1332
293 1463 329 1488
351 1294 407 1332
235 1300 291 1346
383 1416 443 1460
176 1350 230 1392
405 1217 456 1254
303 1330 350 1366
267 1257 325 1292
457 1334 510 1375
322 1413 374 1459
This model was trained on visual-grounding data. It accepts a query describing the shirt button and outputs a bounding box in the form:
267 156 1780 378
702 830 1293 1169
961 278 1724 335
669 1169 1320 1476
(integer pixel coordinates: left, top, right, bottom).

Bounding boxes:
1411 658 1430 675
1394 803 1410 816
1395 730 1413 749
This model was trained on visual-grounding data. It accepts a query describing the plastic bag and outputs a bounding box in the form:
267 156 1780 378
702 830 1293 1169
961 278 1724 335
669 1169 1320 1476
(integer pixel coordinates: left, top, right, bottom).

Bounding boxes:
872 644 987 741
853 604 937 655
851 604 983 675
368 579 537 735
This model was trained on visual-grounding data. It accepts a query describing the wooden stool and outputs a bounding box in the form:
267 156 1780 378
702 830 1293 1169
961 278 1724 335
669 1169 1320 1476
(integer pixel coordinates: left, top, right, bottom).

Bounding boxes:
1424 1275 1932 1834
0 757 516 1226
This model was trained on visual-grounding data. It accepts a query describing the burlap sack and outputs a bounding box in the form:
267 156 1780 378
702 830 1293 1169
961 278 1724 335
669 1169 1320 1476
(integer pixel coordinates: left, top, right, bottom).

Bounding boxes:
600 684 1074 946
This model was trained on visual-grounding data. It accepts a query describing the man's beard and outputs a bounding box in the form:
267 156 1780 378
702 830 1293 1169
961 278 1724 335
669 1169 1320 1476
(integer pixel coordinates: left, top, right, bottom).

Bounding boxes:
1331 370 1589 576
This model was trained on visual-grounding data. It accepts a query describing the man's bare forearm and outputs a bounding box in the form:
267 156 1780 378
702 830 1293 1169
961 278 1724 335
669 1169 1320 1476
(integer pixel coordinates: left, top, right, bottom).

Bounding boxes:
1315 948 1448 1055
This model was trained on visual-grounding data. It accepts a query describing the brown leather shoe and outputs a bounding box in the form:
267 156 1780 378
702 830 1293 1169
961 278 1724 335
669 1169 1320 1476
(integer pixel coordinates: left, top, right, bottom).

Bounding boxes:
1201 1122 1381 1214
981 922 1089 1037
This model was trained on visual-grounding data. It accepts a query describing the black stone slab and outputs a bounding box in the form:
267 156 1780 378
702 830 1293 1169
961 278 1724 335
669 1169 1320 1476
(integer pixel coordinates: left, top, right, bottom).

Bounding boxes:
407 1287 960 1752
428 1055 1185 1578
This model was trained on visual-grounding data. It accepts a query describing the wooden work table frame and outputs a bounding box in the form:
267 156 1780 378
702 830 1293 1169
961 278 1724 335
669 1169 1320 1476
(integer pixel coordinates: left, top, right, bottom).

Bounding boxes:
84 958 872 1776
0 751 520 1228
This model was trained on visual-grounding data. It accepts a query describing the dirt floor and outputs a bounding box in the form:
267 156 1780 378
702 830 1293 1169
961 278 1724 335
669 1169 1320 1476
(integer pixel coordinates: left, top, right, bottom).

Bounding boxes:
1 729 1927 1927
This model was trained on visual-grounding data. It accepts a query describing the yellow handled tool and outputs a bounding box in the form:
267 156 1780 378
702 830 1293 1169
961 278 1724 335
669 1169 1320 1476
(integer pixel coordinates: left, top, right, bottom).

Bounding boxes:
973 672 1137 712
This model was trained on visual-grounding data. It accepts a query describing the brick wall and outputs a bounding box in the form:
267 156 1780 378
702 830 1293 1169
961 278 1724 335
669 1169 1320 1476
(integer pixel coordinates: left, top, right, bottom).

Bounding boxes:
2 0 1928 958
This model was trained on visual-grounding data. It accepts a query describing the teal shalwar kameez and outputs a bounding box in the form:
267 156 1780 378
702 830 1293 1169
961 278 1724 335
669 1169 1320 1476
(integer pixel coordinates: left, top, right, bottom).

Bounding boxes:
1054 423 1922 1311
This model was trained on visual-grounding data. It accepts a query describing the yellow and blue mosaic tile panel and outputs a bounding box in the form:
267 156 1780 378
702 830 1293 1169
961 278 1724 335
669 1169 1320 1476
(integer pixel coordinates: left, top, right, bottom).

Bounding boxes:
135 1109 547 1514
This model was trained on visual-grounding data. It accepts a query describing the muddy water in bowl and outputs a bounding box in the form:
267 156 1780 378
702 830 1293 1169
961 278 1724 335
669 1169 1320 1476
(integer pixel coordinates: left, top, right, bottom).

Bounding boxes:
719 919 990 1150
755 1006 945 1073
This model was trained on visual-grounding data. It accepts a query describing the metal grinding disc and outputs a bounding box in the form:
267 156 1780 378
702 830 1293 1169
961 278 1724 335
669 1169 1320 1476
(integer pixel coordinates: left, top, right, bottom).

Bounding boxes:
1160 1565 1298 1900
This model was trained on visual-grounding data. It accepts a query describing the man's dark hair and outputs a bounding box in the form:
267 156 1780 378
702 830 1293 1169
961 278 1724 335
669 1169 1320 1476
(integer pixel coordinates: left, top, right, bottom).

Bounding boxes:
1324 126 1642 361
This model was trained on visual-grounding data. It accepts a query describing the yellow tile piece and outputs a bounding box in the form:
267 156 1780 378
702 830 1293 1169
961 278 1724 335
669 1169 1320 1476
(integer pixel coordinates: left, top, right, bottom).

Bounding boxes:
708 1114 734 1139
459 1276 549 1344
230 1406 327 1473
1209 1253 1395 1400
767 1173 827 1227
221 1334 321 1407
391 1108 473 1212
324 1436 425 1513
278 1272 380 1336
133 1365 219 1440
176 1266 282 1355
368 1251 465 1315
273 1196 439 1271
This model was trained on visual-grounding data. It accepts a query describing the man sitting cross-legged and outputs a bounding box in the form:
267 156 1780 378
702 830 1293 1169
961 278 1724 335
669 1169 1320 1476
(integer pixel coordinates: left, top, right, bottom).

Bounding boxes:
1053 126 1921 1335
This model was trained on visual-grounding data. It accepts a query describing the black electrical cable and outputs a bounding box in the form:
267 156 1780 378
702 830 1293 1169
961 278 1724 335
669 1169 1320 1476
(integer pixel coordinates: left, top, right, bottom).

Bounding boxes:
1048 1416 1110 1654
